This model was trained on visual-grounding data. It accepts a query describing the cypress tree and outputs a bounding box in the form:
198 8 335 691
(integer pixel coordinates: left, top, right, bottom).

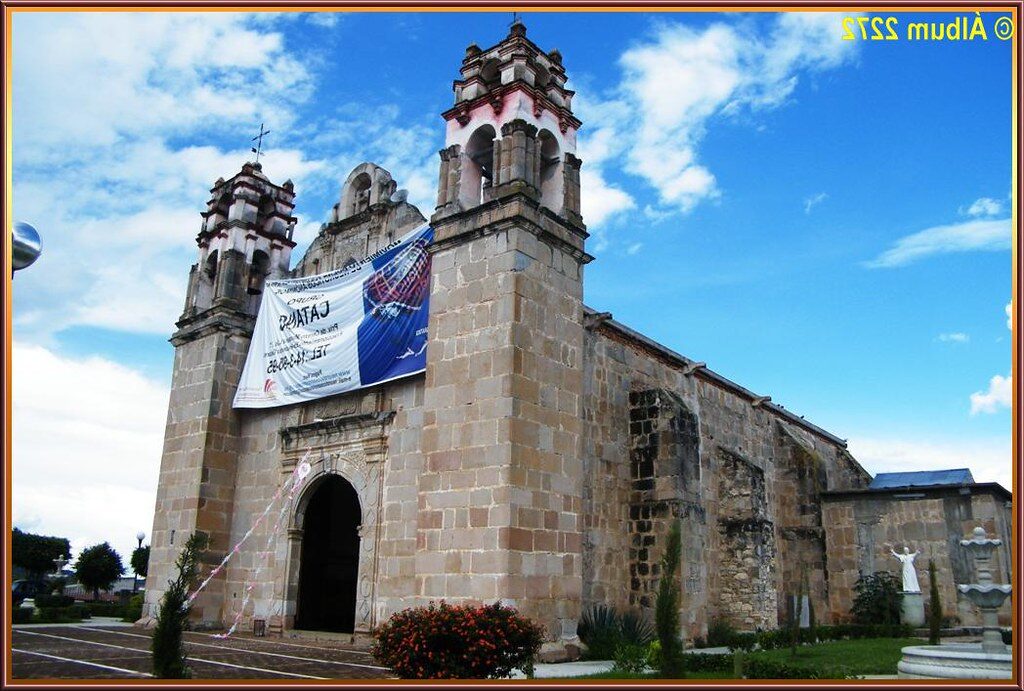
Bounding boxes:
151 533 207 678
928 559 942 646
655 520 684 678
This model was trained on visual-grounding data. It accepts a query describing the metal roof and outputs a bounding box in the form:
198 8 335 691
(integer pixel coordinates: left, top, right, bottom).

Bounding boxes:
869 468 974 489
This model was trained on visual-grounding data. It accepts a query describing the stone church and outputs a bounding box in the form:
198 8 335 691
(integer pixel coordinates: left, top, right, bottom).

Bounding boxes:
144 21 1011 650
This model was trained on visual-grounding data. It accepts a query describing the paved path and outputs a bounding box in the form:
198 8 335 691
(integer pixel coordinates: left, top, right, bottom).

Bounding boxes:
11 624 393 680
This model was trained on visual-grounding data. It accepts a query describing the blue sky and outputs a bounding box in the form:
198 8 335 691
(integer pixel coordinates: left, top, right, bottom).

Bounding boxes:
10 10 1014 560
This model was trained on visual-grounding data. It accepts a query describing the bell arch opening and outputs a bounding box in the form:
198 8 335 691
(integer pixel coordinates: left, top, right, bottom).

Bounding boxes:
462 125 496 207
538 129 563 213
295 474 362 633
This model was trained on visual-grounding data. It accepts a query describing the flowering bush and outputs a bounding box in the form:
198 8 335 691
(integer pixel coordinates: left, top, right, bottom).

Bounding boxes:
371 601 545 679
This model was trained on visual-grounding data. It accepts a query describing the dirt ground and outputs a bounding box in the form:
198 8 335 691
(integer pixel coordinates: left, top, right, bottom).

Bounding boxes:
10 623 394 680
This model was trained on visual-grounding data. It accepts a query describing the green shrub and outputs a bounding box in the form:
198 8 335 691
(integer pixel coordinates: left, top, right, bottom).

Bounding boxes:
124 594 144 623
612 642 649 674
757 628 791 650
12 607 33 624
680 652 732 673
757 623 912 650
371 601 545 679
578 604 621 659
730 632 758 652
35 606 87 623
85 601 126 618
68 604 92 620
706 618 738 647
646 640 661 669
850 571 902 626
35 594 73 608
743 658 853 679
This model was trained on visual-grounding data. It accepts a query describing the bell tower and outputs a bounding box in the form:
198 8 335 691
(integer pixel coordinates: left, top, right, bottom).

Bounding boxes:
144 162 297 626
418 21 592 651
435 20 582 224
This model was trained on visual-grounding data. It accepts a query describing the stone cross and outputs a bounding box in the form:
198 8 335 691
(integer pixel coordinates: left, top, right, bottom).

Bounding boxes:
52 555 68 577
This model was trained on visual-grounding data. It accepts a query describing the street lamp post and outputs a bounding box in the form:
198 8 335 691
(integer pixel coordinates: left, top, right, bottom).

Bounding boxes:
133 531 145 593
12 221 42 275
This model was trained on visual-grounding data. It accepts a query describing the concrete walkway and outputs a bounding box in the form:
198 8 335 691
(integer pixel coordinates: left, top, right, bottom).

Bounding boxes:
14 617 133 630
511 648 730 679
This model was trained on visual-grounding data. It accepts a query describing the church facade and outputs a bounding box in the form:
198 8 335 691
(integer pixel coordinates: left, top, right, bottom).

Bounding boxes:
143 22 1009 649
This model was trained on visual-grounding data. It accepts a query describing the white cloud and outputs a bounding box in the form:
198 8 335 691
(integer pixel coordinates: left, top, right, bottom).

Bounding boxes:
573 93 637 232
937 332 969 343
864 218 1011 269
804 191 828 214
608 13 857 216
13 13 311 158
961 197 1003 218
1006 300 1013 330
970 373 1012 415
626 242 644 255
306 12 342 28
847 435 1010 490
580 169 637 230
12 342 168 561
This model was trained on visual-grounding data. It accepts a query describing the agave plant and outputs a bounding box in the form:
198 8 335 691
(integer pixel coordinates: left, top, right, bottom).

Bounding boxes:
578 604 621 660
619 609 656 646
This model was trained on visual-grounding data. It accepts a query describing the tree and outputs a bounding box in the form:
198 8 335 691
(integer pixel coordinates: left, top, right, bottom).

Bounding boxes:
928 559 942 645
152 532 207 678
75 542 124 600
12 528 70 578
132 545 151 578
850 571 902 625
790 569 806 657
655 520 684 678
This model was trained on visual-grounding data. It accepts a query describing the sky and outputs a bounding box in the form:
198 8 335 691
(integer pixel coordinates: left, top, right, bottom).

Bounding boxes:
10 10 1015 565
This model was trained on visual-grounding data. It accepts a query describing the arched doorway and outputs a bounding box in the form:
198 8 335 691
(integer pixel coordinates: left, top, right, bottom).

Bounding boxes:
295 475 361 632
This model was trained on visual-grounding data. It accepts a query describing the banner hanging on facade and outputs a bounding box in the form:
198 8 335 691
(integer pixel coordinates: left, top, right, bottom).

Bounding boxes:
233 224 433 409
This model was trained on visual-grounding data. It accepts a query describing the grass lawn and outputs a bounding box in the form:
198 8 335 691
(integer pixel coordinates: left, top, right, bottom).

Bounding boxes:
569 638 924 680
746 637 923 676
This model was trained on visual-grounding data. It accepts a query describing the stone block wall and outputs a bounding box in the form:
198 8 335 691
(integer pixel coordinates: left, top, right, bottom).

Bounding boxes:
716 448 777 630
145 325 252 627
626 390 704 614
199 379 425 635
822 486 1012 627
419 192 588 642
581 318 870 639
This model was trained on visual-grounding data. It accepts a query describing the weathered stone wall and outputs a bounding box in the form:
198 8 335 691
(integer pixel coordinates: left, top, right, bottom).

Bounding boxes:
822 487 1012 627
625 390 704 615
581 320 871 639
716 448 776 629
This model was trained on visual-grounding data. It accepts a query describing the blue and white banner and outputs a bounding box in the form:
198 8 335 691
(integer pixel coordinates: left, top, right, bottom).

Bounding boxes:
233 224 433 409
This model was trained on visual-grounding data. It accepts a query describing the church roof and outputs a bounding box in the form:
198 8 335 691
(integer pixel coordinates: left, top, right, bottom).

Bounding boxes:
869 468 975 489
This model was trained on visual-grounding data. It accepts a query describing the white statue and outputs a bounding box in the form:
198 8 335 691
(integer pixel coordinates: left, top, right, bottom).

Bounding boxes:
891 546 921 593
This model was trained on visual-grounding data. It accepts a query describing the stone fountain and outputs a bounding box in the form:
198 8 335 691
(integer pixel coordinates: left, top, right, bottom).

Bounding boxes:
897 527 1011 679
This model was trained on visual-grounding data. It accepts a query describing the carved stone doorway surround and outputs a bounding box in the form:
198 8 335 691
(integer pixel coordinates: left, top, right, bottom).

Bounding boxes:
279 411 393 633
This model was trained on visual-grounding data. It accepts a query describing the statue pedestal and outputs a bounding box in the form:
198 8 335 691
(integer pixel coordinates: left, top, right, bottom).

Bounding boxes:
901 592 925 627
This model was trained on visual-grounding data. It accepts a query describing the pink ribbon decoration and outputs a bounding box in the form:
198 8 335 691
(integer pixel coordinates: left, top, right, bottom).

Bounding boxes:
186 451 313 610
